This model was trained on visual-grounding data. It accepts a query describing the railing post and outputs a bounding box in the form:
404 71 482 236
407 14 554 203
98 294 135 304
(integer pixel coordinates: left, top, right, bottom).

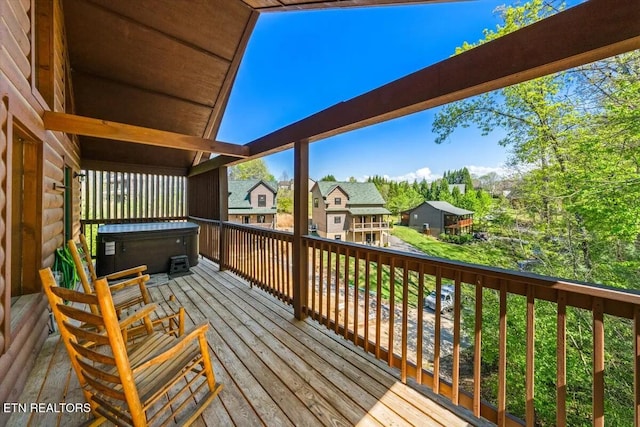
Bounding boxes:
293 140 309 320
218 167 228 271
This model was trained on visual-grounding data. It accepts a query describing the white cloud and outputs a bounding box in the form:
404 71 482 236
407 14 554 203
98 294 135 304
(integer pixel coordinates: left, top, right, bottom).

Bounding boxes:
465 165 510 177
380 167 440 183
360 164 514 183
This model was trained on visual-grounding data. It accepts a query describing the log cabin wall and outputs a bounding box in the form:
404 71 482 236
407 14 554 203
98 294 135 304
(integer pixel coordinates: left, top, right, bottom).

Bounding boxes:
0 0 80 418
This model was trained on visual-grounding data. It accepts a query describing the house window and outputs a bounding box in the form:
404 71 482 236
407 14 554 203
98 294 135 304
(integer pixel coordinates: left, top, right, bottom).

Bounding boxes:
243 216 250 224
413 213 418 220
372 216 377 222
334 216 341 224
334 197 341 205
257 215 265 223
335 235 342 240
314 198 319 208
258 194 266 207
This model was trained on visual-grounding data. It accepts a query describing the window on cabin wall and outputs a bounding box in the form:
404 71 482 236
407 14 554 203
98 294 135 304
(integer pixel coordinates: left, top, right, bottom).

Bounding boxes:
34 0 54 108
11 128 43 296
334 197 341 205
258 194 266 207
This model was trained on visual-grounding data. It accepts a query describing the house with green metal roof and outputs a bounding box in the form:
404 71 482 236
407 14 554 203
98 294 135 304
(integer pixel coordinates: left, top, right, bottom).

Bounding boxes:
311 181 390 246
228 180 278 228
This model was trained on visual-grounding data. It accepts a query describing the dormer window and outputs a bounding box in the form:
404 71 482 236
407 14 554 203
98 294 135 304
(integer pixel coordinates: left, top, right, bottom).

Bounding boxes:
258 194 266 207
334 197 341 205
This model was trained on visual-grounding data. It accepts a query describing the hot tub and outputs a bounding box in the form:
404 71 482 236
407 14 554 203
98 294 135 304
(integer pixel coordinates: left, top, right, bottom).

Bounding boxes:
96 222 199 276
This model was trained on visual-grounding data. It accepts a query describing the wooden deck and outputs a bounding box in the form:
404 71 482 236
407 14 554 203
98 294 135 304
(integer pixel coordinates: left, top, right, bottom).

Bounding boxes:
9 258 486 427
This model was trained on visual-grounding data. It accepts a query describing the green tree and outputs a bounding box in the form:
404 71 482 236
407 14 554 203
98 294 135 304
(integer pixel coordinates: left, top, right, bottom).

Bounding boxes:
277 188 293 214
432 1 640 424
450 186 462 205
229 159 275 181
437 179 452 203
320 174 336 181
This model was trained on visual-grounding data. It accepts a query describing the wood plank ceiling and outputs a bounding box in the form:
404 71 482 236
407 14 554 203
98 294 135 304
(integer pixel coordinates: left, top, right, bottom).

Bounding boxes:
62 0 445 175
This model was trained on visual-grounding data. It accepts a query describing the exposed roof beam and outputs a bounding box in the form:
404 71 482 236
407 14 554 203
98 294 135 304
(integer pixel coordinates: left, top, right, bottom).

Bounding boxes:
44 112 250 157
190 0 640 176
81 159 188 176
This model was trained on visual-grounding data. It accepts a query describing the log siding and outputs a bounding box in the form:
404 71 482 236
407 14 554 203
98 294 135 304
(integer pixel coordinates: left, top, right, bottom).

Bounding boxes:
0 0 80 420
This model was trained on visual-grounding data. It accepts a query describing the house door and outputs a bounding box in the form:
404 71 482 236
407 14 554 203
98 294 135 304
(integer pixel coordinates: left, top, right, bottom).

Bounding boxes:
11 130 42 296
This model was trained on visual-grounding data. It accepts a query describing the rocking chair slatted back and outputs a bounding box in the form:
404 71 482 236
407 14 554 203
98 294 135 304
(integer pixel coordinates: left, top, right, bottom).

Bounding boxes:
68 239 149 312
40 268 223 426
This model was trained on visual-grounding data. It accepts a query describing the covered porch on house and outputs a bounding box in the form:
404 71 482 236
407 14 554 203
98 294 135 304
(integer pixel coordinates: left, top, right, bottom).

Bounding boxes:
11 257 481 427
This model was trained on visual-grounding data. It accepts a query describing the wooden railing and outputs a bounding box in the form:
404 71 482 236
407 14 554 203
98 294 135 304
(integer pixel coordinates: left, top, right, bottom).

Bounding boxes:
191 222 640 426
351 221 389 230
190 217 222 263
301 236 640 427
459 218 473 228
191 218 294 305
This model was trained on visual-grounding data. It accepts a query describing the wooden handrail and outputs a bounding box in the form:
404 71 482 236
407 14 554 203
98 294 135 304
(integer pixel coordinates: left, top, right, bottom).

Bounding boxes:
351 222 389 230
189 221 640 426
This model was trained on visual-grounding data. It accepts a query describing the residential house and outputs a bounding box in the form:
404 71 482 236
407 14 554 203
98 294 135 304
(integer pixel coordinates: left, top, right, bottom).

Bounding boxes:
228 180 278 228
311 181 390 246
278 177 315 192
401 201 473 236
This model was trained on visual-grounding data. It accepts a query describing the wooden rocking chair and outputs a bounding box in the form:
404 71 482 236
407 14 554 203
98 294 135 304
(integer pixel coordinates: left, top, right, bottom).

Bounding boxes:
40 268 223 426
68 239 184 338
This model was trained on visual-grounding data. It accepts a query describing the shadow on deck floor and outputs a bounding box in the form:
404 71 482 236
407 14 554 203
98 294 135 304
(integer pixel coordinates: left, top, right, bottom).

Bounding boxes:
9 258 490 427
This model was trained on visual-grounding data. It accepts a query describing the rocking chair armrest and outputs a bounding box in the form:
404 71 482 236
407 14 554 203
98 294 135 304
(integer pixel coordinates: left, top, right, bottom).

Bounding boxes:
104 265 147 280
118 303 159 330
132 322 210 374
108 274 150 292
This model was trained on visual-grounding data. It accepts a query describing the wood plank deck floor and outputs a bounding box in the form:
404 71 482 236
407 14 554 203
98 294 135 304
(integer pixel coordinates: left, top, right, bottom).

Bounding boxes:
9 258 487 427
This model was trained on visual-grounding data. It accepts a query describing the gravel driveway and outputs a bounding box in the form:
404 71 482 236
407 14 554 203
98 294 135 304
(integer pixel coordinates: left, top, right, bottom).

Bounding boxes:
387 234 425 255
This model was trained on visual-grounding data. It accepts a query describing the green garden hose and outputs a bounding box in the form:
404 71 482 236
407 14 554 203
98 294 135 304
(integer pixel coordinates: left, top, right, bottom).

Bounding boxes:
53 246 79 289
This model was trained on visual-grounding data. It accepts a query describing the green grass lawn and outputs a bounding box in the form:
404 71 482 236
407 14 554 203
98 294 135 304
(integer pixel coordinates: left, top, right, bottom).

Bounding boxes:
391 226 519 270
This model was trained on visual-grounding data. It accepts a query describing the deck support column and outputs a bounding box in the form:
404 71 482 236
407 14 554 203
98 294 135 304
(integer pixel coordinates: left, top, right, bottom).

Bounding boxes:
218 167 228 271
293 140 309 320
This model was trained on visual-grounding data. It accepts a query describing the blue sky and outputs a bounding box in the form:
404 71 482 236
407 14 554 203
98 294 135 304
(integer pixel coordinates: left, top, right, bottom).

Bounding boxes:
218 1 518 182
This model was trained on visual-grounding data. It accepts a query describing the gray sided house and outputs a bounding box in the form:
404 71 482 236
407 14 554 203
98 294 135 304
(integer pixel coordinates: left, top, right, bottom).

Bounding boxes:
311 181 390 246
228 180 278 228
401 201 474 237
